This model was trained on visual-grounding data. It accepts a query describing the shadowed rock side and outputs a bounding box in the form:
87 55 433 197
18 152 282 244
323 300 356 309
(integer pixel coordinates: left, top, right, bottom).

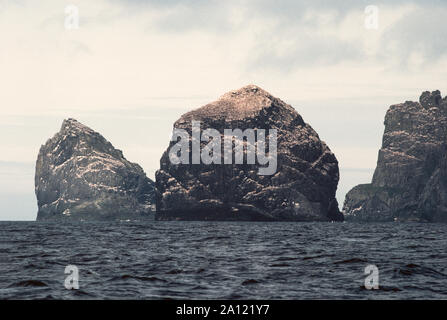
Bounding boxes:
35 119 155 221
155 85 343 221
344 90 447 222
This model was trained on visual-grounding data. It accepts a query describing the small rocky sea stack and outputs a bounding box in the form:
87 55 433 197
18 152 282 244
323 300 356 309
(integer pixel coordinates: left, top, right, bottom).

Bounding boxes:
156 85 343 221
344 90 447 222
35 119 155 221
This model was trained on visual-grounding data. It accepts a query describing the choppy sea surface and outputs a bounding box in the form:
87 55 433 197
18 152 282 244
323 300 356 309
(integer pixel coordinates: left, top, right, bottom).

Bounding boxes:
1 221 447 299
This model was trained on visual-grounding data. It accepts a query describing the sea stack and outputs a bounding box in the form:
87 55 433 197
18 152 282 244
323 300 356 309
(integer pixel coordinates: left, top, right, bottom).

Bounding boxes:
344 90 447 222
155 85 343 221
35 118 155 221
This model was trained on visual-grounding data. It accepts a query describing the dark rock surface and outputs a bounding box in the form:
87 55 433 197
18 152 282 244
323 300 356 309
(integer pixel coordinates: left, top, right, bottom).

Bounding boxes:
35 119 155 221
343 90 447 222
155 85 342 221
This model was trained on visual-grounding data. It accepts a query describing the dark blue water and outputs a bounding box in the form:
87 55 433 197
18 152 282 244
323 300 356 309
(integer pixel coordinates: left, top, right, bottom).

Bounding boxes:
1 221 447 299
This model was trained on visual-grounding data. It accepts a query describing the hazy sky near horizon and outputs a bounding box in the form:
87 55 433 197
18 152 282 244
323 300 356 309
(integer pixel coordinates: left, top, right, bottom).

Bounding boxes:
1 0 446 220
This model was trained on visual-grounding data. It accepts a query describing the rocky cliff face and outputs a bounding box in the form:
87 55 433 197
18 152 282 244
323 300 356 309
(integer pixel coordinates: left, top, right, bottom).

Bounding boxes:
35 119 155 221
155 85 343 221
343 90 447 222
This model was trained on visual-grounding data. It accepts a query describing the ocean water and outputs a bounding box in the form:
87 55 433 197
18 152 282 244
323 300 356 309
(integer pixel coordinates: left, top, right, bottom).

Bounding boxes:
1 221 447 299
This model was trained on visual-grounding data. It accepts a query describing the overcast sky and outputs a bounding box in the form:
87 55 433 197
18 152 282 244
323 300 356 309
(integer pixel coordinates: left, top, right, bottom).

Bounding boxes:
1 0 446 220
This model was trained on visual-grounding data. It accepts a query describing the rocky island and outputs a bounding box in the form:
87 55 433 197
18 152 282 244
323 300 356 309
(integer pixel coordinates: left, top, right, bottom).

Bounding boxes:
343 90 447 222
155 85 343 221
35 118 155 221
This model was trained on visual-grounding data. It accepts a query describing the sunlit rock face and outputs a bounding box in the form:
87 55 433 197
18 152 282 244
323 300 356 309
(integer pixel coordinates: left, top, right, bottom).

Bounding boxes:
156 85 342 221
344 91 447 222
35 118 155 221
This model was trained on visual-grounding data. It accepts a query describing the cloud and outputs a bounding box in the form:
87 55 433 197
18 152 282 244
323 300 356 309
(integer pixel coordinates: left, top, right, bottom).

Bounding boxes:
1 0 446 118
379 7 447 66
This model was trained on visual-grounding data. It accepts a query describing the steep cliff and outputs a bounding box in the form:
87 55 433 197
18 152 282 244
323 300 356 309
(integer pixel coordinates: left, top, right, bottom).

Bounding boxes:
156 85 342 221
344 90 447 222
35 119 155 221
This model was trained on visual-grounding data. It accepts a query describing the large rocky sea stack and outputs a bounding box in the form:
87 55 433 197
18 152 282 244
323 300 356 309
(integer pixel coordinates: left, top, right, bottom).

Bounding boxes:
35 119 155 221
344 90 447 222
156 85 343 221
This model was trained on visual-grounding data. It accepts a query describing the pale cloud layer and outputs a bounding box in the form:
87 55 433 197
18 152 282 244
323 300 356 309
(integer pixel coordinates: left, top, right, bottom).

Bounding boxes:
1 0 447 115
0 0 446 219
